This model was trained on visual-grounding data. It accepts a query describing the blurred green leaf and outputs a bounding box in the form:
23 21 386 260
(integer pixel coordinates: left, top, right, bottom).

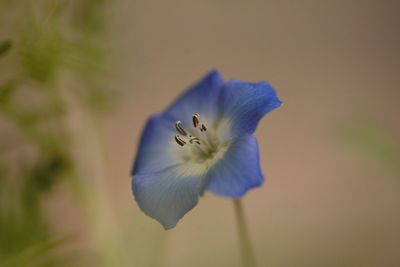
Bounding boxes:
0 0 115 265
0 40 12 58
18 17 65 84
1 237 72 267
0 80 17 105
30 151 70 192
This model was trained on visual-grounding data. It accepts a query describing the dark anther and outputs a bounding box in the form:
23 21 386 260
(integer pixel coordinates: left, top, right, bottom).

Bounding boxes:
175 121 187 136
192 113 200 128
189 137 201 144
174 135 186 146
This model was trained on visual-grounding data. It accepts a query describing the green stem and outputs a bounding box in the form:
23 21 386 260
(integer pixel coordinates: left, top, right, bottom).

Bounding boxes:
234 199 257 267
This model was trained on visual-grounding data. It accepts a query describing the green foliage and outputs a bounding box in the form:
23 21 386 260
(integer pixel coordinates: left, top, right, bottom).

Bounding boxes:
0 149 71 263
0 80 17 104
0 0 112 265
1 237 71 267
0 40 12 58
0 175 47 257
18 17 65 84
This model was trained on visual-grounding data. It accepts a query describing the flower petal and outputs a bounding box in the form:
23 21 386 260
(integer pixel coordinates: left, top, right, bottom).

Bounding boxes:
163 69 224 127
132 114 181 175
218 80 281 139
132 164 207 229
205 135 264 198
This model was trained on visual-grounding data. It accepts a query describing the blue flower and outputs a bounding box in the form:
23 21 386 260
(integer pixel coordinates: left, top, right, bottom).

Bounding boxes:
131 70 281 229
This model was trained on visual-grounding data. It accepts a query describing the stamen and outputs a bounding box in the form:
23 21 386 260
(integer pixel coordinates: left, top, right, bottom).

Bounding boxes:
175 113 211 148
192 113 200 128
175 121 187 136
174 135 186 146
189 137 201 144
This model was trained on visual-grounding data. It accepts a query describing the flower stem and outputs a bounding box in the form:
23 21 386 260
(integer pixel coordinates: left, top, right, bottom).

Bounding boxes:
233 199 257 267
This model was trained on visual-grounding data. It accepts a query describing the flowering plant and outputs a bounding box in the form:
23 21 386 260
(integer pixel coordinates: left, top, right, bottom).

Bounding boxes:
131 70 281 229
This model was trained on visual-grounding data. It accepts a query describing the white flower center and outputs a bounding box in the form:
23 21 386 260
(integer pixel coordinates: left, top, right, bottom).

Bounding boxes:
174 113 228 165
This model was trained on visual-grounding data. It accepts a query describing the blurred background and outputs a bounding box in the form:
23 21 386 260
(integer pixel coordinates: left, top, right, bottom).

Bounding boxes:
0 0 399 266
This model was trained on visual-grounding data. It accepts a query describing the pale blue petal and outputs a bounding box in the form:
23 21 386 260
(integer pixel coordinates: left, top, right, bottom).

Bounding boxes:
132 114 180 175
132 166 206 229
218 80 281 139
206 135 264 198
163 69 224 127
